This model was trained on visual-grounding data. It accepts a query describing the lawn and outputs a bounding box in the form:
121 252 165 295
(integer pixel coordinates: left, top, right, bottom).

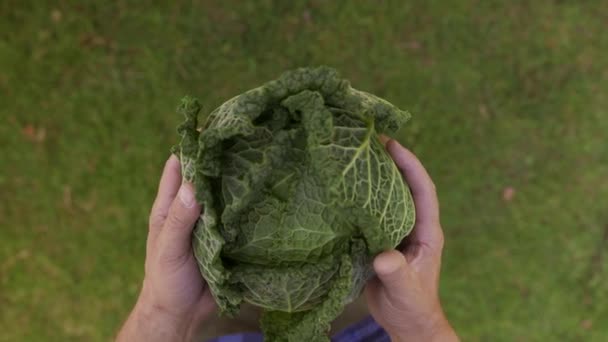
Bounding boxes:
1 1 607 341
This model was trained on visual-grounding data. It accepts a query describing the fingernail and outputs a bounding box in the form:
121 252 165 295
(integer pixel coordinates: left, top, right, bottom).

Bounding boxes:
179 183 196 208
378 134 391 146
374 250 405 275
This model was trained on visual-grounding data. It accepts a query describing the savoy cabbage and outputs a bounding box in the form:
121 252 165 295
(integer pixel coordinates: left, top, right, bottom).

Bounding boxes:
173 67 415 341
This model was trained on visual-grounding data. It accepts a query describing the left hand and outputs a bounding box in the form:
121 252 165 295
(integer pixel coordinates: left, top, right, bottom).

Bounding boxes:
365 139 458 341
117 155 216 342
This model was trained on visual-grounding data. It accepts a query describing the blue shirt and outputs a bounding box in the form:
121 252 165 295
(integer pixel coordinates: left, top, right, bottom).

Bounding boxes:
207 316 389 342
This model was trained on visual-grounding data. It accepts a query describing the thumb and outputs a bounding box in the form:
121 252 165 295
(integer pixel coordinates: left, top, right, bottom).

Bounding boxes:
157 182 201 264
373 250 416 300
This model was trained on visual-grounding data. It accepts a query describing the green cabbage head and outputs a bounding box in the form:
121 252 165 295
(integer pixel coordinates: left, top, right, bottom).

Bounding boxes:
172 67 415 341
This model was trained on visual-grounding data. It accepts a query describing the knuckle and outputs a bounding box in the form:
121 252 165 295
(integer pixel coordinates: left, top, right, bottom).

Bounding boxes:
166 211 189 229
148 213 166 229
437 231 445 250
158 248 190 269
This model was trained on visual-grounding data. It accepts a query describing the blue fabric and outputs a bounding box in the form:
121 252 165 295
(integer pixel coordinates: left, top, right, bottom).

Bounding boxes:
331 316 390 342
207 316 388 342
207 332 263 342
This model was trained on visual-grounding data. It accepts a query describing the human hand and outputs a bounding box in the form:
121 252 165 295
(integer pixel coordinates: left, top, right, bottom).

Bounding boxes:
117 155 216 342
365 139 458 341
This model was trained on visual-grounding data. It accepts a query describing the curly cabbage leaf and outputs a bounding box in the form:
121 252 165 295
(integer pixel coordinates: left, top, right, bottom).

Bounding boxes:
172 67 415 341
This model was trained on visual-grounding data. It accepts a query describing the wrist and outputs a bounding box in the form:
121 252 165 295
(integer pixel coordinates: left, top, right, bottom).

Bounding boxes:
425 316 458 342
117 290 195 342
388 309 458 342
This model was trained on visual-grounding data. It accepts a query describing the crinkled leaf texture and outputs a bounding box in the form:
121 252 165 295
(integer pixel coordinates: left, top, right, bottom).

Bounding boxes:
173 67 415 342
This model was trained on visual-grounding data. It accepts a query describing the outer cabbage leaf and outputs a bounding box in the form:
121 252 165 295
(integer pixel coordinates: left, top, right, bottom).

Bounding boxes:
173 67 415 341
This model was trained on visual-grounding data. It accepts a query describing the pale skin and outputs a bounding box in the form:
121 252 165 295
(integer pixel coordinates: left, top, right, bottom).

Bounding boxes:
117 139 458 341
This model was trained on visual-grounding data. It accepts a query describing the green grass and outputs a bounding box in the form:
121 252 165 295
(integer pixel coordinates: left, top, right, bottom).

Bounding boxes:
1 0 607 341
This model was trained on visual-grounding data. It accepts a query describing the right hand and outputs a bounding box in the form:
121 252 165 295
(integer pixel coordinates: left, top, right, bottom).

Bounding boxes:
365 139 458 342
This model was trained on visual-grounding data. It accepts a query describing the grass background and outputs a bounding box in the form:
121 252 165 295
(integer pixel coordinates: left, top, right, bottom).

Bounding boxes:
1 0 607 340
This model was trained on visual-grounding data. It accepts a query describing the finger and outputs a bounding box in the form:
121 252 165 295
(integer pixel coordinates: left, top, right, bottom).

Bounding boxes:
195 290 218 319
373 250 415 300
148 155 182 246
386 140 444 251
386 140 439 225
157 182 201 265
379 134 390 147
